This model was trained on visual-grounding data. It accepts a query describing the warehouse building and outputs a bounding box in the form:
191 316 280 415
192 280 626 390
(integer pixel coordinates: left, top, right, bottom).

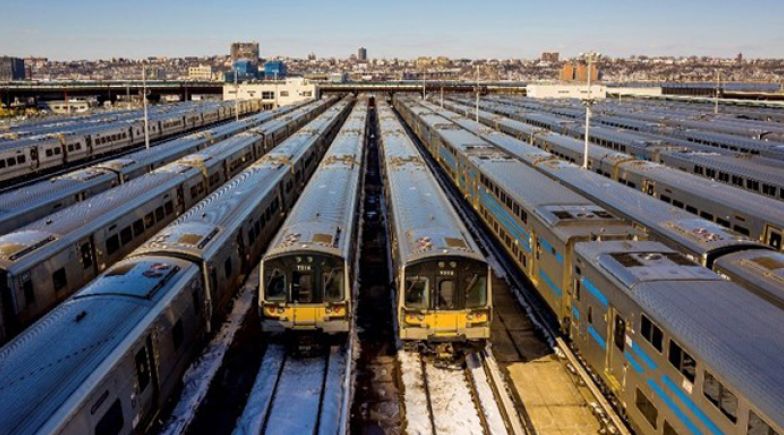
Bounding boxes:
223 77 316 108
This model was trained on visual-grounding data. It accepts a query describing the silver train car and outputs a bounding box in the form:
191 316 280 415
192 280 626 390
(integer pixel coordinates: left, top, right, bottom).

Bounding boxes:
260 96 368 334
0 97 351 435
395 96 784 435
0 101 314 235
0 101 330 343
378 99 492 345
0 99 262 184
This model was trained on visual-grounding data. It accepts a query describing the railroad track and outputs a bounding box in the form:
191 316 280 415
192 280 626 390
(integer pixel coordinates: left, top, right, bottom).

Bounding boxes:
395 103 631 435
233 340 353 435
399 348 524 435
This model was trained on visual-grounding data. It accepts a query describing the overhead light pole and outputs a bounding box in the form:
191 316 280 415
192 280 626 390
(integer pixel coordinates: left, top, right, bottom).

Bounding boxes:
234 69 240 121
475 64 480 122
142 62 150 149
714 70 721 115
580 51 601 170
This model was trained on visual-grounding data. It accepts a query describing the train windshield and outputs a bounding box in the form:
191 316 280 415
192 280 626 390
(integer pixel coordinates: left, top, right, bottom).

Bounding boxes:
262 254 345 303
403 257 488 310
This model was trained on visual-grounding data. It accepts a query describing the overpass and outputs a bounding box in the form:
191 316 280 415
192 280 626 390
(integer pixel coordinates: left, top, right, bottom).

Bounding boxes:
316 80 527 97
0 80 224 105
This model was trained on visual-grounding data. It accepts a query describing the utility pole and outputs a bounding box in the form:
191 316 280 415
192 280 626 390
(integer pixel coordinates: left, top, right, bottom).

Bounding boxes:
274 71 279 108
422 72 427 100
714 70 721 115
234 70 240 121
142 63 150 149
475 65 480 122
580 52 600 170
440 86 444 107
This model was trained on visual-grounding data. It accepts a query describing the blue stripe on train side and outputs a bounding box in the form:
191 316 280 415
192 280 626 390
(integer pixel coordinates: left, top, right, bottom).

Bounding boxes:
587 325 606 350
661 376 723 435
631 341 658 371
582 277 609 308
479 189 531 252
648 379 703 435
624 351 644 374
571 306 580 321
538 237 563 264
538 269 563 297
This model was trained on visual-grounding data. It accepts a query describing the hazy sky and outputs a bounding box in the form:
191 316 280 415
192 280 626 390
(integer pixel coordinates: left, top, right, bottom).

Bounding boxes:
2 0 783 60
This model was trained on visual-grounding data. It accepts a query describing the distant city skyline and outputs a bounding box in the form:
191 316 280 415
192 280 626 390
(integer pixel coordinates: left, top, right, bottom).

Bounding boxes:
2 0 783 60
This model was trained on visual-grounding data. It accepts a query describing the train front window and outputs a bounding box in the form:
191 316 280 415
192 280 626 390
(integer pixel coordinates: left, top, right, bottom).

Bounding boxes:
436 279 456 310
405 277 429 309
464 274 487 308
265 267 287 301
292 271 315 303
323 266 343 302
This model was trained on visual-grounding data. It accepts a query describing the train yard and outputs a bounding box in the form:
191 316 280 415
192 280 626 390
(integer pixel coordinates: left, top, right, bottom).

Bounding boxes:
0 91 782 435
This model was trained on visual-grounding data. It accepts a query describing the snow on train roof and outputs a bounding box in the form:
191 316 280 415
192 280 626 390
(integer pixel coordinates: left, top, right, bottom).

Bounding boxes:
0 257 197 435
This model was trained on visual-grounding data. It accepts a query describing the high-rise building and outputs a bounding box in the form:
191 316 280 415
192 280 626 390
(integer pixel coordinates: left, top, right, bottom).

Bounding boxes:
357 47 367 61
541 52 560 63
0 57 25 81
230 42 260 64
736 52 744 65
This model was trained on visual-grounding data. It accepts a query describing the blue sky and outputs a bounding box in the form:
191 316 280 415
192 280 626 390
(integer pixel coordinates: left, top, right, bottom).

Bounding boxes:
2 0 783 60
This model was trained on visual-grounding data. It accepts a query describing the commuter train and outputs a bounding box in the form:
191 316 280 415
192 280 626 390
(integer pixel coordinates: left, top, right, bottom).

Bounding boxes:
419 97 784 310
396 95 784 435
0 99 262 184
442 99 784 252
260 96 369 336
0 99 333 343
0 101 312 235
378 99 492 349
0 96 352 435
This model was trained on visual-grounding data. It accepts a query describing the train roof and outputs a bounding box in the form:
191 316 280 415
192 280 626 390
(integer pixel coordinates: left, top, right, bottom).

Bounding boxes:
661 151 784 186
576 240 784 428
378 102 484 265
265 100 368 261
712 250 784 310
0 256 197 435
535 159 763 262
0 170 192 271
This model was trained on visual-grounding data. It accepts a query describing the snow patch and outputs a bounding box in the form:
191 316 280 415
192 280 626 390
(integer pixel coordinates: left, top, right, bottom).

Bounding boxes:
424 359 484 435
398 350 433 435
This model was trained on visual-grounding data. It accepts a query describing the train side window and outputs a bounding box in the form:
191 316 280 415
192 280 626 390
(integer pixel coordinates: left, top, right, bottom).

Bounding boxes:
106 235 120 255
45 149 53 157
587 306 593 324
134 346 150 392
95 399 124 435
613 314 626 351
704 371 738 423
53 268 67 292
716 218 731 228
172 319 184 350
748 411 779 435
660 194 671 204
672 199 684 209
155 206 165 222
663 420 680 435
641 314 663 352
133 219 145 237
0 160 5 169
17 155 25 164
700 211 714 221
762 184 776 197
120 226 133 245
733 225 750 236
404 277 429 309
635 388 658 429
164 201 174 215
144 212 155 229
80 242 93 269
668 340 696 383
769 231 782 250
685 205 698 214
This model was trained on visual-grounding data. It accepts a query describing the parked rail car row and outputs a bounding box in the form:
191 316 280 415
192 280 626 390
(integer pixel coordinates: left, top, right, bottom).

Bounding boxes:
441 99 784 252
417 97 784 310
459 96 784 202
377 99 492 347
487 95 784 156
260 96 370 335
0 96 353 435
395 95 784 435
0 99 263 184
0 99 335 343
0 100 314 235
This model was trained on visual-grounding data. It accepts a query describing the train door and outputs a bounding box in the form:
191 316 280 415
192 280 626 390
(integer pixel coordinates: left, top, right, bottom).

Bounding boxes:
606 307 627 394
643 179 656 196
30 147 40 169
78 237 97 279
764 225 782 251
133 335 160 427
